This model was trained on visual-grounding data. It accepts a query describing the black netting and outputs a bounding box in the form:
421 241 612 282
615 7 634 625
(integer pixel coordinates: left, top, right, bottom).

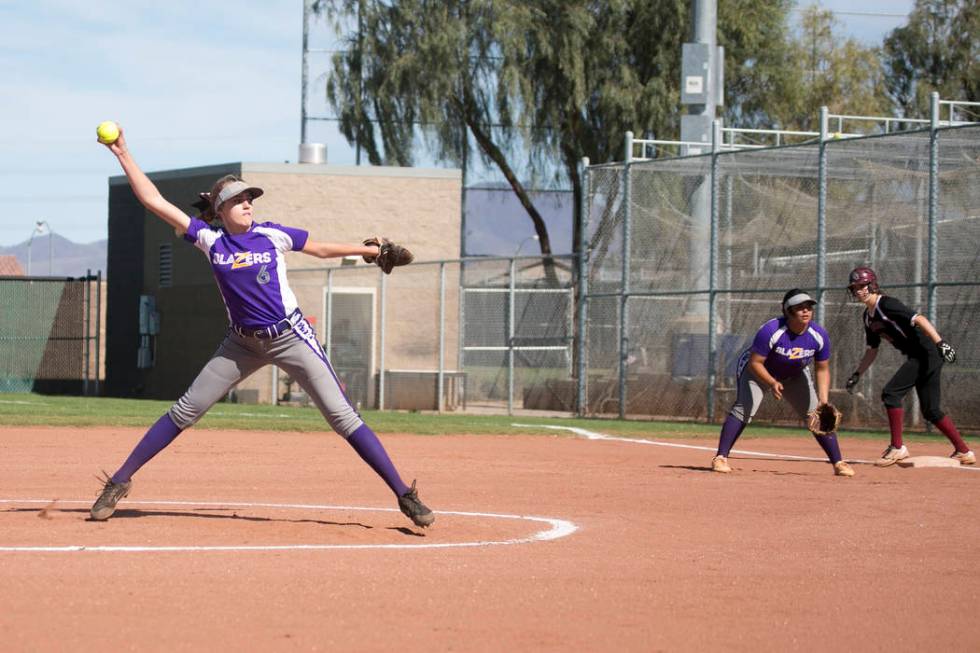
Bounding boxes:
582 125 980 429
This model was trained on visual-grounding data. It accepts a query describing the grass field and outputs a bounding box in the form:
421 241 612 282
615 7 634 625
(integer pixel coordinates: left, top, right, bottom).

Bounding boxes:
1 392 964 445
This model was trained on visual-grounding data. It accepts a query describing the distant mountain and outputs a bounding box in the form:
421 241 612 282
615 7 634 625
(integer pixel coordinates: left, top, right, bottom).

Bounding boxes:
0 233 107 278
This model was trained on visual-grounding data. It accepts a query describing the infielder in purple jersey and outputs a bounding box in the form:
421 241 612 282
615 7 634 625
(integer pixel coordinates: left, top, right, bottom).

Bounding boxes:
711 289 855 477
845 266 974 467
90 126 435 528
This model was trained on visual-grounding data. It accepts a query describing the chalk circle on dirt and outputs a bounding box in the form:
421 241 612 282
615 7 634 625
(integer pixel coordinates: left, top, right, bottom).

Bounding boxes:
0 499 578 553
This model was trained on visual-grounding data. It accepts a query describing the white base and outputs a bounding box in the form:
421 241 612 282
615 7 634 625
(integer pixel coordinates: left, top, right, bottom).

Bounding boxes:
896 455 961 468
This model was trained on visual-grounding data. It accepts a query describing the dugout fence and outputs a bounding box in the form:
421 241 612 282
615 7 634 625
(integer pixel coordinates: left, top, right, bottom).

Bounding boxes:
0 272 104 395
579 115 980 430
287 254 576 414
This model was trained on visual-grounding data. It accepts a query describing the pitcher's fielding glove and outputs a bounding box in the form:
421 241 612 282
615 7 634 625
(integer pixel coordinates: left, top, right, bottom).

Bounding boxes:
807 402 842 436
362 236 414 274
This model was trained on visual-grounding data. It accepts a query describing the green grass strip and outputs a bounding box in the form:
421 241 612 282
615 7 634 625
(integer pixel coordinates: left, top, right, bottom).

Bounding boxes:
0 392 966 444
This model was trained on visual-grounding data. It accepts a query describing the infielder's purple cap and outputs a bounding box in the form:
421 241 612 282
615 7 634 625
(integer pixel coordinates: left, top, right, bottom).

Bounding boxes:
214 180 264 209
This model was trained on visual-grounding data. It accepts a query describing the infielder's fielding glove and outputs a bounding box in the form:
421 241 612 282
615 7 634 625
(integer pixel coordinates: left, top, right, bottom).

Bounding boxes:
362 236 414 274
807 402 842 436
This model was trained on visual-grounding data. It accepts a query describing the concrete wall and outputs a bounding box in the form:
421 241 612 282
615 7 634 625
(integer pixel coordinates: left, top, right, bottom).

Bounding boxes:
106 161 461 405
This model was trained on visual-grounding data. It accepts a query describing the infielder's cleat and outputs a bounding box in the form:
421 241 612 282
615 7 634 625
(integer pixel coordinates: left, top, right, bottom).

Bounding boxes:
874 445 909 467
711 455 732 473
833 461 855 477
951 450 976 465
90 476 132 521
398 480 434 528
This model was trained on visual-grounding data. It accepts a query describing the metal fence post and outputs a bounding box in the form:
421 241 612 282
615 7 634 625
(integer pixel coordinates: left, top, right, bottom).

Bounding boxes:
576 157 591 416
928 91 939 324
378 270 386 409
83 269 91 396
724 174 733 333
507 256 516 415
816 106 829 322
438 262 446 412
707 122 721 421
324 268 333 358
619 132 634 419
95 269 101 396
459 261 466 395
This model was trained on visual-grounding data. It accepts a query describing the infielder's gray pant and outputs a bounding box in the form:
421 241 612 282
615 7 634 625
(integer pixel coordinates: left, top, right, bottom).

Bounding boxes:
168 318 363 437
730 351 818 423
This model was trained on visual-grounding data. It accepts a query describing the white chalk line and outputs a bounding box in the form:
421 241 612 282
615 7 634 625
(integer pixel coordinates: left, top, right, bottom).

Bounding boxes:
0 499 577 553
513 423 980 472
208 412 294 418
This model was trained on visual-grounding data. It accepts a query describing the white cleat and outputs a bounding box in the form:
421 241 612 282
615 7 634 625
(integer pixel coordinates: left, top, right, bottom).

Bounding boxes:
875 445 909 467
951 450 976 466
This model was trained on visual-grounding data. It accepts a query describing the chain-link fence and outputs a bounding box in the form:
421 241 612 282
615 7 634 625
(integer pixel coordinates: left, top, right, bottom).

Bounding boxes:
0 274 103 395
579 123 980 430
288 254 575 414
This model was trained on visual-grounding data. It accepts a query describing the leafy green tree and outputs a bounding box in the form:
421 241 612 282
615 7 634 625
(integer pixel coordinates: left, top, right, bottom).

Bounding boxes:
775 6 890 131
718 0 801 129
318 1 807 257
882 0 979 118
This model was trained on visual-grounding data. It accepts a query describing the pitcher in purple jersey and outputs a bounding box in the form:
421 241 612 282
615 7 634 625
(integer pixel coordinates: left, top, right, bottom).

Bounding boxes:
711 289 855 477
845 266 974 467
90 126 435 528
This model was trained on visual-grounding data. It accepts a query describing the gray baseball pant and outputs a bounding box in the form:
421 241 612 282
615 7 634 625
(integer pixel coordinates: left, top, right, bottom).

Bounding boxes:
729 351 818 423
168 318 363 437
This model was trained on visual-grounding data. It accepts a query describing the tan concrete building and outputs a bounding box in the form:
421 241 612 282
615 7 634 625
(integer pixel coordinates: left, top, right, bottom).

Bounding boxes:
105 161 461 407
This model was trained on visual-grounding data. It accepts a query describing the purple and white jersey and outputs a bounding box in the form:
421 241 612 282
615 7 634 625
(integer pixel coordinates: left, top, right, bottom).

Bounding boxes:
749 316 830 381
184 218 309 329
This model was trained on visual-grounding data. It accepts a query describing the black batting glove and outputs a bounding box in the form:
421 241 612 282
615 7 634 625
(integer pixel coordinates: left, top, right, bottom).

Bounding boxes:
845 372 860 394
937 340 957 364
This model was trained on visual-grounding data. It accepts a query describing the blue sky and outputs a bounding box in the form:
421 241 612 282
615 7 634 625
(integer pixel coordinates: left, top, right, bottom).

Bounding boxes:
0 0 914 247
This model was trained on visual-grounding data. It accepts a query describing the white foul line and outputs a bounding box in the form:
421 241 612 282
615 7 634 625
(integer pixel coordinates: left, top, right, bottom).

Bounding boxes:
0 499 577 553
512 423 980 472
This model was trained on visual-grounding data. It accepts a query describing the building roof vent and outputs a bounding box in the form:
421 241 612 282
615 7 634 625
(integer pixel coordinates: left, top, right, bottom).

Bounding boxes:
298 142 327 164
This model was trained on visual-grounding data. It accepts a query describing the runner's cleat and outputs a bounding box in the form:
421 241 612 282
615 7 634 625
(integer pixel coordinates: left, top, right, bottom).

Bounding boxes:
874 445 909 467
951 450 976 465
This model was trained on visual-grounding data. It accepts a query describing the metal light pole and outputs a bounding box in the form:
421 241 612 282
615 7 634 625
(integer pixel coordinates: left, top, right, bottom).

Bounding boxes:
514 234 539 257
26 221 51 276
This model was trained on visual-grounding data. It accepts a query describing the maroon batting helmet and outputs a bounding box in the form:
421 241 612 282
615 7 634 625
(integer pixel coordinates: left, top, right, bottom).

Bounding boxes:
847 266 879 293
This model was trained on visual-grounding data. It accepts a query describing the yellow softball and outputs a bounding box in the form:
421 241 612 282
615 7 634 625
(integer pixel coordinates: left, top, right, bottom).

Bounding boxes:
96 121 120 145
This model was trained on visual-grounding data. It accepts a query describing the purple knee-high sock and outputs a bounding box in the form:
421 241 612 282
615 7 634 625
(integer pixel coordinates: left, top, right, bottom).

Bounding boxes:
813 433 843 464
716 415 748 457
111 413 183 483
347 424 410 496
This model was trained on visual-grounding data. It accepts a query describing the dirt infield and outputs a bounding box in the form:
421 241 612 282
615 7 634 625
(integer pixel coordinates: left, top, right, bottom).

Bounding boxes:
1 425 978 651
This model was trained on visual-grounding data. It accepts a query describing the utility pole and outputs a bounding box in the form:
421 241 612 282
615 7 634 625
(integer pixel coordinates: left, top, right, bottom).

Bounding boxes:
679 0 723 320
680 0 723 153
